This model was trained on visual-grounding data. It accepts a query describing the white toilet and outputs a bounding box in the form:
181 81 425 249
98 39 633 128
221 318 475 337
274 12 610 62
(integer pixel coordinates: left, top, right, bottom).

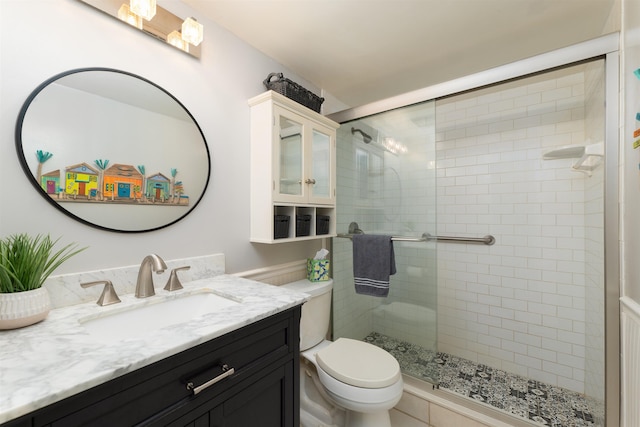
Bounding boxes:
282 279 403 427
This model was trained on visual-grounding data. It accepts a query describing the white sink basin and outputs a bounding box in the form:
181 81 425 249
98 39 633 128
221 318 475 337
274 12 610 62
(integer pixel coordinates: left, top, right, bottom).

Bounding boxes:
79 291 240 342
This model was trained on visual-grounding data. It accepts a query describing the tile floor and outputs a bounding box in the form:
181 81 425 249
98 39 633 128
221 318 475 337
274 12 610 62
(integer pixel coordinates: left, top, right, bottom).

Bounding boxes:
364 332 604 427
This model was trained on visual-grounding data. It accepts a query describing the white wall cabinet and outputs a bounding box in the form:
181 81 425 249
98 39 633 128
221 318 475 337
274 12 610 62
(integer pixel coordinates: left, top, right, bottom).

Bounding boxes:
249 91 339 243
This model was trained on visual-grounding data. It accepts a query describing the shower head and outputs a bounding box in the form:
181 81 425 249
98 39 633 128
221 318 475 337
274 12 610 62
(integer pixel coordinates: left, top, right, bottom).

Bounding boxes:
351 127 372 144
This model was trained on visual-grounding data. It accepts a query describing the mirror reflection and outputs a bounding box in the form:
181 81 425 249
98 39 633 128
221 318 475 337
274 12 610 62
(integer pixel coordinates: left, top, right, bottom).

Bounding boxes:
79 0 202 58
16 68 211 232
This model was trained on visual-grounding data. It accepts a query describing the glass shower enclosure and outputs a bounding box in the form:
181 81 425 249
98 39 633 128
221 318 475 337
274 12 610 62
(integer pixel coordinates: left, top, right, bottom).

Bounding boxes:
330 56 611 426
331 100 440 383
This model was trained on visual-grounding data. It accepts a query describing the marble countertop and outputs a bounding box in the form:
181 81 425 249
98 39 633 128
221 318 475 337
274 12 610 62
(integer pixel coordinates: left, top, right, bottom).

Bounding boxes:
0 275 308 424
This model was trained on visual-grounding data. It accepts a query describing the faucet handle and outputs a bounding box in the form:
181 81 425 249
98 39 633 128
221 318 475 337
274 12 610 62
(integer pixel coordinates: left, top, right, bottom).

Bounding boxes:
164 266 191 292
81 280 121 306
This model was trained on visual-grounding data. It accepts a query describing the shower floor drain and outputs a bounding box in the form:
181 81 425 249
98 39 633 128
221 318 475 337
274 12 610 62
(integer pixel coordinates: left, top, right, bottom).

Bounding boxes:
364 332 603 427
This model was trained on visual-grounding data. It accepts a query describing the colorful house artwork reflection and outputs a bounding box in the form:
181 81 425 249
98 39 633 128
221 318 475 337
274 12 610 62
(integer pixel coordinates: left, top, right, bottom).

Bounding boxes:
146 173 170 201
37 151 189 206
40 170 61 195
103 164 143 200
65 163 99 198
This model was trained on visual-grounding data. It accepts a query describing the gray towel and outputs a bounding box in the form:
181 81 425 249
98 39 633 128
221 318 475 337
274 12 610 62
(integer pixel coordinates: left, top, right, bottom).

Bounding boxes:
352 234 396 297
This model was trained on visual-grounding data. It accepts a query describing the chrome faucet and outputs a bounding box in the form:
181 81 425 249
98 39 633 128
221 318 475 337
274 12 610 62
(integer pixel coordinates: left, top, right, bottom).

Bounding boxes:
135 254 167 298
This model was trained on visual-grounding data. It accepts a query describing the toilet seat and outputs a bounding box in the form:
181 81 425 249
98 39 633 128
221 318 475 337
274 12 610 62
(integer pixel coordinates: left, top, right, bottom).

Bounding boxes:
315 338 401 388
315 362 404 409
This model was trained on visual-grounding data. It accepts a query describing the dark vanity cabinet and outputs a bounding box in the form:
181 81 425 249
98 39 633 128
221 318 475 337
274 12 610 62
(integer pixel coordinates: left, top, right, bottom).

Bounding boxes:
2 307 301 427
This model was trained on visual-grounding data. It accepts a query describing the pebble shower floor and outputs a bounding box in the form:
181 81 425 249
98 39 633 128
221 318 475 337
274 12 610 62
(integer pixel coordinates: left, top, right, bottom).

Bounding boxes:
363 332 604 427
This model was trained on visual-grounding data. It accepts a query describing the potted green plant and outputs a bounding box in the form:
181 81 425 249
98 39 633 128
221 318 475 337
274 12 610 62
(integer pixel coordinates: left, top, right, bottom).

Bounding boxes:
0 233 85 330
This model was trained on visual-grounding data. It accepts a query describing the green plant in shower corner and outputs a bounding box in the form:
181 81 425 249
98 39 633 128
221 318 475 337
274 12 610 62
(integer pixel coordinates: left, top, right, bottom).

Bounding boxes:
0 234 86 293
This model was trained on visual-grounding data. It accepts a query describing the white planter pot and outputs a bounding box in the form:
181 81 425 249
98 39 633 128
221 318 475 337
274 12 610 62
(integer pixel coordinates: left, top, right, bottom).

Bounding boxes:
0 287 51 330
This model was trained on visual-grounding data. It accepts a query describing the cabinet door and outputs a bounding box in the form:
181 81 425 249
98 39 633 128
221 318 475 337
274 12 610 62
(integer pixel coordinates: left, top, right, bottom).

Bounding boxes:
274 107 304 203
306 126 334 205
273 106 335 205
163 360 296 427
220 361 296 427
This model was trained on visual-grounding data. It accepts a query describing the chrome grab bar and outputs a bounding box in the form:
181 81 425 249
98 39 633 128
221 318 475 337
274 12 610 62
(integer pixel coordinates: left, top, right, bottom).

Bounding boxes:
337 222 495 246
423 233 495 245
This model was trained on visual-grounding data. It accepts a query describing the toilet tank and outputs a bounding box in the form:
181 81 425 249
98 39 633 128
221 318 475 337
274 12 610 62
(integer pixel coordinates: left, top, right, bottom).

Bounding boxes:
282 279 333 351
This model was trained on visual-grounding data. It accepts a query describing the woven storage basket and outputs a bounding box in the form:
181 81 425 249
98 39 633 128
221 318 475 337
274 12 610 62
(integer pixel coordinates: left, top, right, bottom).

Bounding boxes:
274 215 290 239
295 214 311 237
316 215 330 235
263 73 324 113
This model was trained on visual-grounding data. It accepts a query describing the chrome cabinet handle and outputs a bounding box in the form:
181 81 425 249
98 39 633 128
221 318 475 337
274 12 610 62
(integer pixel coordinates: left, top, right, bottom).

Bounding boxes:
305 178 316 185
186 364 235 395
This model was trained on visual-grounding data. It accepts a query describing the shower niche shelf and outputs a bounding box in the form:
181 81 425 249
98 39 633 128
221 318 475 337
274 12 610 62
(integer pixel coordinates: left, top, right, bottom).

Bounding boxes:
248 91 339 243
542 141 604 176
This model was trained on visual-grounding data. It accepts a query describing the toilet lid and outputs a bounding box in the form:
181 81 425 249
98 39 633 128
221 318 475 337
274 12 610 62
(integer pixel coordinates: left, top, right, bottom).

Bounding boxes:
315 338 401 389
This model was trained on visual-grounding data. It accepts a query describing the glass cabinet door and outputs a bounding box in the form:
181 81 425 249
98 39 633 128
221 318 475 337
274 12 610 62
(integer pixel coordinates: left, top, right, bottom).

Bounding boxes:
273 105 335 205
310 129 331 200
278 115 303 197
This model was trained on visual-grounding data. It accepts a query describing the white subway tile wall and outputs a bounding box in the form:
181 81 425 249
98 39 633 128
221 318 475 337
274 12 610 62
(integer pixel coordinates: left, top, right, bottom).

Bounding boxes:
435 63 605 395
333 61 605 399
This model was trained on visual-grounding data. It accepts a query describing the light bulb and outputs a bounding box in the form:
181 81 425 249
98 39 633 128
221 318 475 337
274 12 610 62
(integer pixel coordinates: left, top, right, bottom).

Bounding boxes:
167 30 189 52
182 17 204 46
130 0 156 21
117 4 143 29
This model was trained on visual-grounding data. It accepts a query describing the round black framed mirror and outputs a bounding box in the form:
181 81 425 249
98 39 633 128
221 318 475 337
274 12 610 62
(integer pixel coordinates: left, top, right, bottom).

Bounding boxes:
15 68 211 233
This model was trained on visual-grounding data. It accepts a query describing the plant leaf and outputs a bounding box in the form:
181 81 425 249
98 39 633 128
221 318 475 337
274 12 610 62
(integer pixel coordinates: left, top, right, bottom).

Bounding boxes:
0 234 86 293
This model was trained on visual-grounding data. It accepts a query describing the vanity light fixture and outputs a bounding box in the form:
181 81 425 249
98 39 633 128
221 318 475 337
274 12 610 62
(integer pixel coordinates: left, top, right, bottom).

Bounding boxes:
181 17 204 46
79 0 202 58
117 4 143 29
167 30 189 53
130 0 156 21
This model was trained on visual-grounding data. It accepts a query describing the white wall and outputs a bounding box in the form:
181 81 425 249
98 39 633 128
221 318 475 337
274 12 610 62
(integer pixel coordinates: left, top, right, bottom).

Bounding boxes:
0 0 335 274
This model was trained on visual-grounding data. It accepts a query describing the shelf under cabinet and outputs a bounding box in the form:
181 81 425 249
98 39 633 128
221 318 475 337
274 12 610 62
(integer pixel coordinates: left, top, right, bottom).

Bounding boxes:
251 205 336 244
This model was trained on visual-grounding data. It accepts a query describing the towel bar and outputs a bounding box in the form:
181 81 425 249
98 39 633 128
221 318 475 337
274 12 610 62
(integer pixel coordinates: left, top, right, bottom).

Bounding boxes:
336 222 495 246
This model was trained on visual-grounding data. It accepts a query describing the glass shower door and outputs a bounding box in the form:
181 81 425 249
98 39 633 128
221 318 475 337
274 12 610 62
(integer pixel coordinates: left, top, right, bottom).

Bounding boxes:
332 100 439 383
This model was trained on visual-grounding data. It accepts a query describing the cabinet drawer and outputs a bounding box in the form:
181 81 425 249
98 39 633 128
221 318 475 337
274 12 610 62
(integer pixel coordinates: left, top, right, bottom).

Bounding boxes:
161 359 296 427
27 307 300 427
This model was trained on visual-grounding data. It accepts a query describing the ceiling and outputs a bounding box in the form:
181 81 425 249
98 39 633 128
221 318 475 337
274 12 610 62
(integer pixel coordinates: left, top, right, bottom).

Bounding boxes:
183 0 617 108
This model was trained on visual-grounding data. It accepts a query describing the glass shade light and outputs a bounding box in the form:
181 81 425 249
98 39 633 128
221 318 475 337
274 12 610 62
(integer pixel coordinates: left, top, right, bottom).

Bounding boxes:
79 0 202 58
130 0 156 21
117 4 143 29
167 30 189 53
182 17 204 46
